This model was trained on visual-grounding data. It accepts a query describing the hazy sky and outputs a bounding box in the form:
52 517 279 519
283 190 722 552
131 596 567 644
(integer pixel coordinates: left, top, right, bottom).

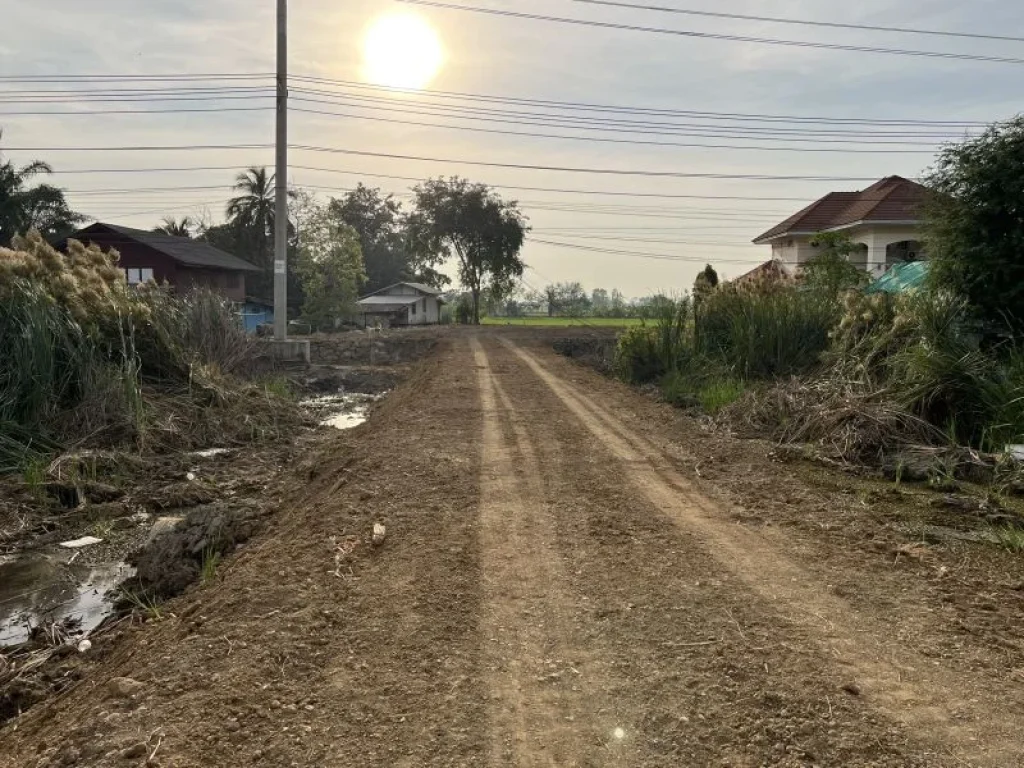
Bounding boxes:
2 0 1022 296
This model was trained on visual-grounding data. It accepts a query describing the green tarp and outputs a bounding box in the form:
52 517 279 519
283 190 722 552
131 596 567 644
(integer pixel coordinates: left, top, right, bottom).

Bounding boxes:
866 261 930 294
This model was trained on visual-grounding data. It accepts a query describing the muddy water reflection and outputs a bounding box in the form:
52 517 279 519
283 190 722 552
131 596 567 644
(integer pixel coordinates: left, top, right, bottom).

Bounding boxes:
0 555 132 647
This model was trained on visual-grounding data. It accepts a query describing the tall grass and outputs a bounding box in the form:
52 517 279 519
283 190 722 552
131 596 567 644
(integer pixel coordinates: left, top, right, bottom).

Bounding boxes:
0 231 294 472
612 275 1024 458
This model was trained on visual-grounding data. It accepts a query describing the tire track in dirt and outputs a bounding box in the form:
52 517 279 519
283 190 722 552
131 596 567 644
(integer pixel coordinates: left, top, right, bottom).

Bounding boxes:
505 339 1024 768
473 337 633 767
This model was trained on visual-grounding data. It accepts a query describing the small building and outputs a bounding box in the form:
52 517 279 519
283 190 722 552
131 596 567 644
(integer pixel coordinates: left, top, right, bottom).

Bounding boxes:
753 176 928 278
355 282 444 328
57 222 260 302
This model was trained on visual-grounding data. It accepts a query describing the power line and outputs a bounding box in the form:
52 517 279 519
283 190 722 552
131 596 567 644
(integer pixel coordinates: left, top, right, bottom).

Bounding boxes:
0 73 271 83
10 144 889 181
397 0 1024 66
288 146 886 181
567 0 1024 44
290 105 934 154
0 70 1000 131
290 75 990 129
58 173 824 202
532 238 761 262
290 90 965 141
0 106 271 117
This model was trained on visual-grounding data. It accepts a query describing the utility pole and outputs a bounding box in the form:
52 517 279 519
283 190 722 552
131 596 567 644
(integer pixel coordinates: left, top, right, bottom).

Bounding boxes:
273 0 288 340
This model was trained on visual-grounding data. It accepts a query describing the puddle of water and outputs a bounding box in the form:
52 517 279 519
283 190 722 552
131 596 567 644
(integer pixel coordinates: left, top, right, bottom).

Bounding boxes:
0 554 132 647
301 392 383 431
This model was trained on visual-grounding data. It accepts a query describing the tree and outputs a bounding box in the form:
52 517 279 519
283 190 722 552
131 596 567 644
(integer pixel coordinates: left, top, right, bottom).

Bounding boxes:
546 282 591 316
329 184 408 293
591 288 610 315
693 264 719 300
0 135 83 246
804 232 869 296
924 116 1024 338
226 168 276 273
294 202 366 331
154 216 195 238
610 289 627 317
406 177 528 324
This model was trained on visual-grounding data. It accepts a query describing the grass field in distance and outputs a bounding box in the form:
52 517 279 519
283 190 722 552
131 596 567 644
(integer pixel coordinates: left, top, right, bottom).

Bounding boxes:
481 316 643 327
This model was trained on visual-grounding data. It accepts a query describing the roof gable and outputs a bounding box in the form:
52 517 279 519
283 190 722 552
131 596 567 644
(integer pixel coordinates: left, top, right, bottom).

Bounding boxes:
359 281 443 300
71 223 260 273
753 177 928 243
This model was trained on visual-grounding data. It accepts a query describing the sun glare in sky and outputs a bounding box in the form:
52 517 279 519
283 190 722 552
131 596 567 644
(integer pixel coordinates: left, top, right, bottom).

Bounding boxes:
362 13 444 90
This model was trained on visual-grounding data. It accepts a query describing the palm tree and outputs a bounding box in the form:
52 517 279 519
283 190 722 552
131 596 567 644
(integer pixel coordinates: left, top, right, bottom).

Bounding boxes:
154 216 195 238
226 167 278 268
1 131 82 245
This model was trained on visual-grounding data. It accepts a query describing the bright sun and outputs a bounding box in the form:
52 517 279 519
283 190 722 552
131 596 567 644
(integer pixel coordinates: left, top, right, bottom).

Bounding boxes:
362 13 444 90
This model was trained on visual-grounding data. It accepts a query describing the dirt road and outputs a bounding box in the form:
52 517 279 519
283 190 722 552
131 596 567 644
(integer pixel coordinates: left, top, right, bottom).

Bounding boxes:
2 334 1022 767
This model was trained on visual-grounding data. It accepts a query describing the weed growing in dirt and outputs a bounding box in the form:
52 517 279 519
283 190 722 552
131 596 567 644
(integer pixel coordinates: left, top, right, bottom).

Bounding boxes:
90 519 115 539
992 525 1024 553
20 457 47 495
119 587 163 621
201 545 222 585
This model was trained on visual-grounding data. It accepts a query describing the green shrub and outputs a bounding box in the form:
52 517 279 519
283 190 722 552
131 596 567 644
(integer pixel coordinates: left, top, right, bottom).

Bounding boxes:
696 285 837 378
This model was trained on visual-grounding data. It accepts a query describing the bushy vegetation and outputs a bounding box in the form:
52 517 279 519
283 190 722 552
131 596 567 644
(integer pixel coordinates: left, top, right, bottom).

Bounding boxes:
613 273 1024 463
0 232 298 471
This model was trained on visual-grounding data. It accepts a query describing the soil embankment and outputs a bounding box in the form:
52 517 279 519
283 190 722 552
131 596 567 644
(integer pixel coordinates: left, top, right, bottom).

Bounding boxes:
1 332 1021 767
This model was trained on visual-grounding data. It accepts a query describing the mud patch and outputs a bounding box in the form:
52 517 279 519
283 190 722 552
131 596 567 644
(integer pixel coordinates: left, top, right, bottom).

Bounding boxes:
128 502 269 599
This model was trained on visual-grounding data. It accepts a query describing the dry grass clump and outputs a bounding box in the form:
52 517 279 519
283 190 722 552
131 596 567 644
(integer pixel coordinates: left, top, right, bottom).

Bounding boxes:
0 231 293 472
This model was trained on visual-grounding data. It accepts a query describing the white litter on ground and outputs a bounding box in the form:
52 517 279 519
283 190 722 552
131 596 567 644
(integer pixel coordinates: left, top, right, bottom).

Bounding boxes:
59 536 103 549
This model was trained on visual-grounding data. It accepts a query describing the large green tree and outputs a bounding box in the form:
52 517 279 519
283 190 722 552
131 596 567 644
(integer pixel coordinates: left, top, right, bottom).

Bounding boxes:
0 137 83 246
330 184 447 293
294 202 366 331
924 116 1024 338
406 177 528 324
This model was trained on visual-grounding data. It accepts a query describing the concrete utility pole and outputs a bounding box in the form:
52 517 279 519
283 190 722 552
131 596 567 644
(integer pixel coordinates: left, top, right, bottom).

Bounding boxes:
273 0 289 340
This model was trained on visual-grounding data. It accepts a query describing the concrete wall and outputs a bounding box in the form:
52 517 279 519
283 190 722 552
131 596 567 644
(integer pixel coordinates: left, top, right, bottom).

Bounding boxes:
767 225 925 278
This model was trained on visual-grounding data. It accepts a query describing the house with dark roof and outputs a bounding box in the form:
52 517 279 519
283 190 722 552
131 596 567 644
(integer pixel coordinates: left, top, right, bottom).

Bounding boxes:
57 223 260 302
753 176 928 278
355 282 445 328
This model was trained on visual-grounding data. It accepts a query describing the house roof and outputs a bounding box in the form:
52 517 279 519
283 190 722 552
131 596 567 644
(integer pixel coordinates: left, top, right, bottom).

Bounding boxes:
357 295 422 307
359 281 443 299
732 259 794 286
753 176 928 244
66 223 261 273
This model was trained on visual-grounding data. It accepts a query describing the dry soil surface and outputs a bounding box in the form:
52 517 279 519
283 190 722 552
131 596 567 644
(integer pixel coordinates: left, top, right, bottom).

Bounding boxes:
2 333 1022 767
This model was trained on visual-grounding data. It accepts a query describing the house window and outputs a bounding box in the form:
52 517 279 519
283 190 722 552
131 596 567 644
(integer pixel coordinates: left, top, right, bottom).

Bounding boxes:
411 302 417 315
125 268 154 285
422 298 427 312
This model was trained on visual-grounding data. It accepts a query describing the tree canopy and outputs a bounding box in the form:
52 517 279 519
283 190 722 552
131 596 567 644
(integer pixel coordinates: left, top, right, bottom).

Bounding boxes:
0 136 83 246
406 177 528 324
294 202 366 331
924 116 1024 338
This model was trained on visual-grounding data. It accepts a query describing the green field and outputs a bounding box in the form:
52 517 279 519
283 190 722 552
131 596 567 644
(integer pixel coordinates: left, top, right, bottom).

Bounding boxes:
481 316 643 327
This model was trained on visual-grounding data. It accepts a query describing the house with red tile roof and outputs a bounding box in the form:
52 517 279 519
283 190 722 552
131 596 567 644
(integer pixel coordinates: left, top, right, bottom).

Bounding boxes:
752 176 928 278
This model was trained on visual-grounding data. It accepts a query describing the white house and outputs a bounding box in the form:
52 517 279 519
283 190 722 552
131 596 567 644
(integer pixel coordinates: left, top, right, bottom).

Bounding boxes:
355 282 444 328
752 176 928 278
